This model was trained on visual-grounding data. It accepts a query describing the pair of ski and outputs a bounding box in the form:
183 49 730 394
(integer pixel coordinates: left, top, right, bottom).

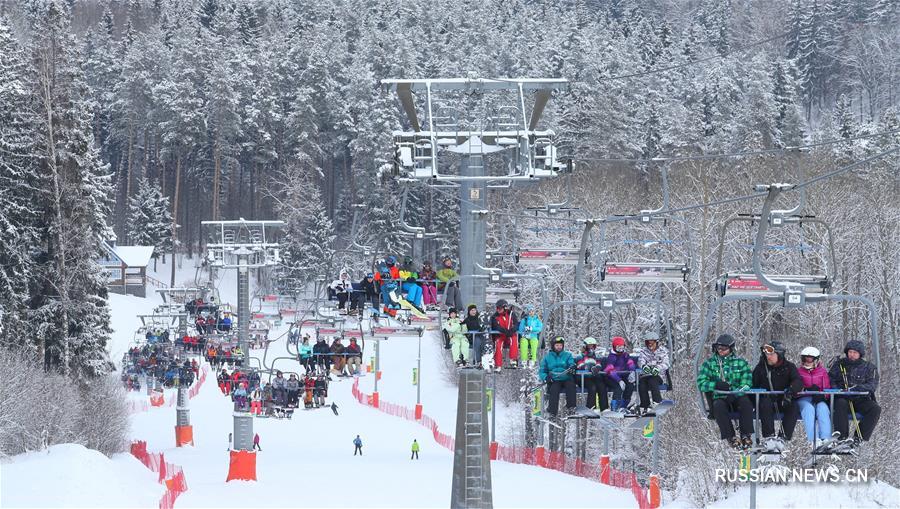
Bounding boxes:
536 400 674 429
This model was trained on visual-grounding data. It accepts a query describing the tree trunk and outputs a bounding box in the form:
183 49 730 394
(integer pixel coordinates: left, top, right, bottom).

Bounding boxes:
38 46 70 375
212 145 221 220
170 155 182 287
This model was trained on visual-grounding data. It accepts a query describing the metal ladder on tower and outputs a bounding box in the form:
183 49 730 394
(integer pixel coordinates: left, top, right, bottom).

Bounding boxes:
451 370 493 509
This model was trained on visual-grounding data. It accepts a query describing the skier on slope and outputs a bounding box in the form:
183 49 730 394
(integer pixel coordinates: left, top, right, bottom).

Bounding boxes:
538 337 576 418
353 435 363 456
696 334 754 450
828 340 880 444
517 304 543 368
442 308 470 366
636 332 670 415
490 299 519 371
751 341 803 451
411 439 420 460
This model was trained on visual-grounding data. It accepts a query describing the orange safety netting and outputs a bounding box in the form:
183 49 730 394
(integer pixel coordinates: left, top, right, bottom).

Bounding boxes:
351 379 652 509
129 440 188 509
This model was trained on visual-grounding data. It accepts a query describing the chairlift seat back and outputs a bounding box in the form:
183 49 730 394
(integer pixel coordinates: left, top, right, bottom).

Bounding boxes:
516 248 584 265
717 273 830 297
601 262 689 283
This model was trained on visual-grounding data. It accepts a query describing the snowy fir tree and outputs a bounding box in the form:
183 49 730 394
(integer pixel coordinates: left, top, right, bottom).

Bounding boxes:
25 2 115 379
125 176 173 269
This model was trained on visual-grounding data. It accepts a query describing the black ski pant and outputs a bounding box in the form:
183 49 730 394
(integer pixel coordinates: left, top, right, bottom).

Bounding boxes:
337 293 348 310
578 375 608 411
604 378 634 408
411 451 419 459
287 390 299 407
833 397 880 441
354 445 362 456
638 375 664 408
546 379 576 416
711 394 754 440
757 395 799 440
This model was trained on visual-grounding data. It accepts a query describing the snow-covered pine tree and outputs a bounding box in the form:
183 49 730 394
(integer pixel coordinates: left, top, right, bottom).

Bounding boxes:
27 1 115 379
0 17 42 345
126 176 172 270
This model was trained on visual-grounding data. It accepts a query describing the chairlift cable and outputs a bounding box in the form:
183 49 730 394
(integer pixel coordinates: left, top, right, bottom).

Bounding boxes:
562 127 900 165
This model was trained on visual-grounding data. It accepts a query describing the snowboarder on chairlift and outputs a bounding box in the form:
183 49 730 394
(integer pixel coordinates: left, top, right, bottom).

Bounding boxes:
752 341 803 452
539 336 576 417
490 299 519 371
637 332 670 415
696 334 754 450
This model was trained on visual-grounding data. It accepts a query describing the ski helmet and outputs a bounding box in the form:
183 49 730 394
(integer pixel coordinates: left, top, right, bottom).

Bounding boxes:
611 336 626 352
448 307 458 316
583 337 598 348
800 346 820 359
524 304 534 313
713 334 736 348
551 336 565 347
643 331 660 347
386 256 397 266
496 299 509 309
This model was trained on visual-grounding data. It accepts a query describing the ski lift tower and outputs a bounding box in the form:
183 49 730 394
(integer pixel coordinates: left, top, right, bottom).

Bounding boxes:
202 219 284 357
384 78 569 509
384 78 570 310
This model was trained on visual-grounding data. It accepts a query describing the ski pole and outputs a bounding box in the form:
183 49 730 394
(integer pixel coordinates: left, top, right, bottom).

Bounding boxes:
839 364 864 441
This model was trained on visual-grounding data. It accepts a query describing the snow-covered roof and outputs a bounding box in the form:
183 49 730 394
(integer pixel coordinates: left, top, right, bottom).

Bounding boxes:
111 245 155 267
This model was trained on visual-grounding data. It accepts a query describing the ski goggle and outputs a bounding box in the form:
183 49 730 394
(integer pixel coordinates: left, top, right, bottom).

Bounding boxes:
614 345 625 353
715 345 731 351
801 355 818 363
761 344 776 355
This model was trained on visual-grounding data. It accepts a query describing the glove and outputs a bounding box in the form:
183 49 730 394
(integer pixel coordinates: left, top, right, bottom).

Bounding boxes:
783 388 794 403
714 380 731 391
650 367 660 376
642 365 653 375
627 372 636 383
808 384 821 392
618 380 626 392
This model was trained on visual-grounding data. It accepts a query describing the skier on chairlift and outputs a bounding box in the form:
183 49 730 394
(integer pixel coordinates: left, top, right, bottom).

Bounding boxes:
696 334 754 450
752 341 803 452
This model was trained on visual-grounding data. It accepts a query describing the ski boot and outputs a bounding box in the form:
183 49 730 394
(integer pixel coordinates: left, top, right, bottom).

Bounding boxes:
728 436 743 450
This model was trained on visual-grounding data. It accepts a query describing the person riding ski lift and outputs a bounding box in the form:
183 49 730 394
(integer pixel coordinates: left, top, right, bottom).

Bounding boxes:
796 346 835 447
637 331 670 416
603 336 636 412
752 341 804 452
490 299 519 371
828 340 880 445
574 337 608 411
517 304 543 368
539 336 576 418
696 334 754 450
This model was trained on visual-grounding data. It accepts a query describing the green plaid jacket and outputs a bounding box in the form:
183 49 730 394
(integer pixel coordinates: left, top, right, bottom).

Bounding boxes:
697 353 752 399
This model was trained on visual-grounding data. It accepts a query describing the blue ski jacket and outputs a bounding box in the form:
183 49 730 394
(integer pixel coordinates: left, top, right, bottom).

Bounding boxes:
539 349 575 382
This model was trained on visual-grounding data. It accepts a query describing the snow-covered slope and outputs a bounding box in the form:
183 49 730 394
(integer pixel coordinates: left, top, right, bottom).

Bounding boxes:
0 444 165 508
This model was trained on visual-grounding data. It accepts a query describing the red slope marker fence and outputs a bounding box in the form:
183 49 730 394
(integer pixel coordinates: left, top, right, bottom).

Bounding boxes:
130 440 188 509
126 365 209 508
351 378 652 509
